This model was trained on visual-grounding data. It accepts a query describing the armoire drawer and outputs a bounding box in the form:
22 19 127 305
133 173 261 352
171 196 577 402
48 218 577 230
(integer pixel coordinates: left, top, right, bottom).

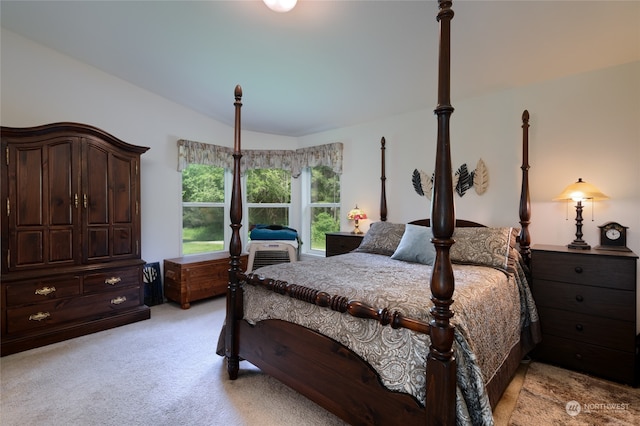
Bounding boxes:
83 267 140 294
4 275 81 307
5 287 141 334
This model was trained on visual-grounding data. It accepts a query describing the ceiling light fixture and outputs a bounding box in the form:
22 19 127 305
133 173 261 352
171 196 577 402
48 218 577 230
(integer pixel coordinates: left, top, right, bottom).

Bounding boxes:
263 0 297 13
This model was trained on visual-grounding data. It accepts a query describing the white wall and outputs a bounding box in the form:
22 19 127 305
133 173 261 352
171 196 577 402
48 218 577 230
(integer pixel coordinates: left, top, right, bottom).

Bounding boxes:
1 29 297 265
3 29 639 325
300 61 640 260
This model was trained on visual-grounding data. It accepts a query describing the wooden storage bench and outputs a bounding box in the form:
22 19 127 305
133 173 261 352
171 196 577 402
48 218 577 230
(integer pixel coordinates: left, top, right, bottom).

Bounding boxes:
164 252 247 309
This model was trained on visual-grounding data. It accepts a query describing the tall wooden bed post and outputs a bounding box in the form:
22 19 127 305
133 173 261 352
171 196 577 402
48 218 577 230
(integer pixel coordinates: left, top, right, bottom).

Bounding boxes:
519 110 532 265
380 136 387 222
226 84 244 380
426 1 456 424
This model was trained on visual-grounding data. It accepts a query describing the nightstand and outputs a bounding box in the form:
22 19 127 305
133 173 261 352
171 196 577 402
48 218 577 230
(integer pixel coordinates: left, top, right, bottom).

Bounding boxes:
531 244 639 386
325 232 364 257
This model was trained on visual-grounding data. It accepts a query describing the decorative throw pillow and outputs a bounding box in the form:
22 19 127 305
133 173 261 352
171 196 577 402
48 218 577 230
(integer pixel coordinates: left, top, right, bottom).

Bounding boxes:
391 224 436 265
450 227 519 272
354 221 406 256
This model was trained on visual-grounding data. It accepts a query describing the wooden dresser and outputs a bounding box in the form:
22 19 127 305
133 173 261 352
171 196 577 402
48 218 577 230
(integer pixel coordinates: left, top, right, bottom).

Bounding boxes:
164 252 247 309
531 244 639 386
325 232 364 257
1 123 150 356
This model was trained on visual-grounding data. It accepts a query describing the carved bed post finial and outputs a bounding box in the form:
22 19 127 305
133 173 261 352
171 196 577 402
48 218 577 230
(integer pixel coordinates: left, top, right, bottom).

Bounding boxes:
380 137 388 222
226 84 244 380
519 110 531 265
427 1 456 424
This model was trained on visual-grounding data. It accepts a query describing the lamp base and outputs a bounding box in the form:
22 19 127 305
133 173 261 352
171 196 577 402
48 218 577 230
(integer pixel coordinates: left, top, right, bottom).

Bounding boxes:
568 240 591 250
351 226 363 235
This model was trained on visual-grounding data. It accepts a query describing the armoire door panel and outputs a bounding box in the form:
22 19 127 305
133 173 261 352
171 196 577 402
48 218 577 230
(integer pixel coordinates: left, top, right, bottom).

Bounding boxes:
84 144 109 225
47 141 74 226
49 229 74 262
112 227 132 256
112 155 133 224
87 228 110 259
15 147 43 226
15 230 44 266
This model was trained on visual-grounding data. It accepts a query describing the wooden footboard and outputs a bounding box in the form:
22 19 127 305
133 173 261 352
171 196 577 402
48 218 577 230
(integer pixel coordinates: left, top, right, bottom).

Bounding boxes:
236 317 533 422
238 319 424 425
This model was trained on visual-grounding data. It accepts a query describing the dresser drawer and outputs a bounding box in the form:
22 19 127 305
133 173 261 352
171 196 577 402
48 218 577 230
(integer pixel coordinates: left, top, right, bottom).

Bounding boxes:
536 306 635 352
84 267 140 294
532 251 635 290
533 279 634 321
5 287 141 334
4 275 81 306
534 334 637 385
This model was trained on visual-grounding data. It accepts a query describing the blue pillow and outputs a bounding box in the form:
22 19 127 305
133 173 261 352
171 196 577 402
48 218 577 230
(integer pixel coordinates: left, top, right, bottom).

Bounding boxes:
391 224 436 265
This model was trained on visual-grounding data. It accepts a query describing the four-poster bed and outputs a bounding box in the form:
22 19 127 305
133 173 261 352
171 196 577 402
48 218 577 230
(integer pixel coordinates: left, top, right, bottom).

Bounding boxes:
222 1 539 424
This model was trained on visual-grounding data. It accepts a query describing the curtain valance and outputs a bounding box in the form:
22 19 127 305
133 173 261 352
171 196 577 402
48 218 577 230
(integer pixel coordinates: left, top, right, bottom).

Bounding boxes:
177 140 343 177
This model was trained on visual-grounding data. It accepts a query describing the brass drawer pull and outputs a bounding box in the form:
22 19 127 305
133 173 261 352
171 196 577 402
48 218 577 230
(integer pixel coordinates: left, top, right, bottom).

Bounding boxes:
29 311 51 321
111 296 127 305
105 277 122 285
35 286 56 296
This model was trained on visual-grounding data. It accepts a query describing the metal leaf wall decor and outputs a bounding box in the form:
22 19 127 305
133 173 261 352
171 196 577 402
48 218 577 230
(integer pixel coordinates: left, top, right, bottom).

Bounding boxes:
412 159 489 198
455 164 472 197
473 158 489 195
412 169 424 196
412 169 434 199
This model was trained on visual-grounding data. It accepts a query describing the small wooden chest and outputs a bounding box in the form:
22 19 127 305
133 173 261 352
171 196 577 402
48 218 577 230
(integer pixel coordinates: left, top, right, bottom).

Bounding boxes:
164 252 247 309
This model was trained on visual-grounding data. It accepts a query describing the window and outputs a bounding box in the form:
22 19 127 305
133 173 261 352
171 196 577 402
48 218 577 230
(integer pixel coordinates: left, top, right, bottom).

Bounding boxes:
246 168 291 229
181 164 225 255
308 165 340 251
177 139 342 256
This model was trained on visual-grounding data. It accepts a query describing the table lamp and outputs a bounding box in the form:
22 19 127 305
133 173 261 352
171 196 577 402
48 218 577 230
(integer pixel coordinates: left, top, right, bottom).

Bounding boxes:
347 206 367 234
554 178 608 250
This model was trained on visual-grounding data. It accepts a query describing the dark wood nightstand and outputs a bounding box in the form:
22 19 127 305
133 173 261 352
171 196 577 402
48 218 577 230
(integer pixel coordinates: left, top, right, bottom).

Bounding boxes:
325 232 364 257
530 244 639 386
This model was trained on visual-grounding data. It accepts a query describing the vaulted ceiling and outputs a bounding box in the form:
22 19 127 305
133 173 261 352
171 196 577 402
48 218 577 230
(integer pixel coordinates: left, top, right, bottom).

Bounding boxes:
2 1 639 137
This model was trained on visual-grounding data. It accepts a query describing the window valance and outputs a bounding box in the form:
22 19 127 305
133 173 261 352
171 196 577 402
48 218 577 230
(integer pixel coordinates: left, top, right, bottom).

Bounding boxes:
177 140 343 177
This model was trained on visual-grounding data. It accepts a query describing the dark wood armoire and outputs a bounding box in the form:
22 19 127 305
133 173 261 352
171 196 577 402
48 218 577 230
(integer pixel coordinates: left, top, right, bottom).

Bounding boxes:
1 122 150 356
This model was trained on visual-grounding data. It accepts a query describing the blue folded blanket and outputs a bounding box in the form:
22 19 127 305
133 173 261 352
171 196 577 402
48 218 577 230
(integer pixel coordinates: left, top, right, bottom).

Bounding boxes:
250 224 298 241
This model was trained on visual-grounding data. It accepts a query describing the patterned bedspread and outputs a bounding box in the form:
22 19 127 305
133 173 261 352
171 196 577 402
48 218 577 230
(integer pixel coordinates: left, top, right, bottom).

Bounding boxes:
242 252 538 425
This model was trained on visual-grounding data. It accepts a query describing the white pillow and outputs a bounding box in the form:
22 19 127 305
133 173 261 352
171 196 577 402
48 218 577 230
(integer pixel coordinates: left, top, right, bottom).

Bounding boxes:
390 224 436 265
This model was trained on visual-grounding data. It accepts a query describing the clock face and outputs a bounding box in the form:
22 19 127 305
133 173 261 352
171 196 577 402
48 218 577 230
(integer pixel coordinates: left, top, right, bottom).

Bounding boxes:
606 228 621 240
598 222 629 251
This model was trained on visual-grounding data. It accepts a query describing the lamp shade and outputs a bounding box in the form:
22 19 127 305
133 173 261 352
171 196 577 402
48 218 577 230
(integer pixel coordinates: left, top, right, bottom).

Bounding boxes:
263 0 297 12
347 206 367 220
553 178 608 202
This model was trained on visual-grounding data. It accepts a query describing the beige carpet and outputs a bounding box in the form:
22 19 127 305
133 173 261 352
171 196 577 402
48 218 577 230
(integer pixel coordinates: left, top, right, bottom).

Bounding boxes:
1 296 638 425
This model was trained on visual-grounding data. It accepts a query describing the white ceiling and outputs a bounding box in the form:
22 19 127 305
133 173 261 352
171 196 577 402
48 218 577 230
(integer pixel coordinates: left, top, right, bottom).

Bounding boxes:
2 1 639 137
